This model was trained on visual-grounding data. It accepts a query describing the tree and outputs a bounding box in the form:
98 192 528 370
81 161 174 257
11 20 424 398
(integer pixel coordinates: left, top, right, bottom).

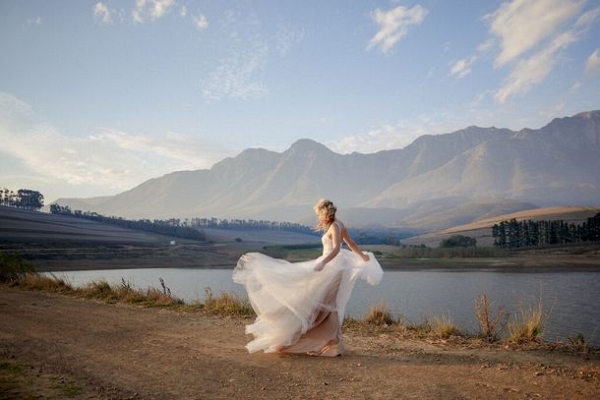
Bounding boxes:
440 235 477 248
16 189 44 210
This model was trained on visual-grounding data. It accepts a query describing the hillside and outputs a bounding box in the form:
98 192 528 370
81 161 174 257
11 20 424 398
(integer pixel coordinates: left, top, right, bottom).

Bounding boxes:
0 206 319 271
54 110 600 229
0 206 163 244
402 206 600 247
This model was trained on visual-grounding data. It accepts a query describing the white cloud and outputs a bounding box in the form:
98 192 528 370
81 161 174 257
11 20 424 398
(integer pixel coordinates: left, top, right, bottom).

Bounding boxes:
486 0 585 67
367 5 428 54
450 56 477 79
494 3 600 103
180 5 187 17
476 39 494 53
494 32 577 103
449 39 493 79
0 93 34 117
26 16 42 26
132 0 175 23
93 2 113 24
202 42 269 101
539 101 566 120
0 93 229 193
193 14 209 30
330 115 458 154
275 23 305 57
575 6 600 29
585 48 600 75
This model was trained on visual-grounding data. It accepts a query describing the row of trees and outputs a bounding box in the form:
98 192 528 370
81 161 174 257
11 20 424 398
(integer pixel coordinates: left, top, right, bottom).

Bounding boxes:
49 205 318 240
0 188 44 210
491 212 600 248
49 204 206 241
187 217 315 235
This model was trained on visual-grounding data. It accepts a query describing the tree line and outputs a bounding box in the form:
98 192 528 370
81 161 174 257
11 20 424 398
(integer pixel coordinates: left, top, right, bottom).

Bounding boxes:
491 212 600 249
186 217 315 235
49 204 317 240
0 188 44 210
50 204 206 241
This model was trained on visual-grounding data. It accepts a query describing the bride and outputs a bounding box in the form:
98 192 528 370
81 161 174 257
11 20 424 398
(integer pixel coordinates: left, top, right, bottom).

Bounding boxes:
233 199 383 356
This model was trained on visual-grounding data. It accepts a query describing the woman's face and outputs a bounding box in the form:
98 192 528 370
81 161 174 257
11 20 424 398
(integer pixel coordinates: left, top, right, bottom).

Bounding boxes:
317 209 330 224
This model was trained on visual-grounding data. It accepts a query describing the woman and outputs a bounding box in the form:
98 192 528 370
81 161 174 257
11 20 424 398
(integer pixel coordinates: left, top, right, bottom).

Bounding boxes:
233 199 383 356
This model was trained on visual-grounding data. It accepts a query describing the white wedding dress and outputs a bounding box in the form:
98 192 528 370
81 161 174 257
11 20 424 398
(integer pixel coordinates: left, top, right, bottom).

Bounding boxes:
232 230 383 356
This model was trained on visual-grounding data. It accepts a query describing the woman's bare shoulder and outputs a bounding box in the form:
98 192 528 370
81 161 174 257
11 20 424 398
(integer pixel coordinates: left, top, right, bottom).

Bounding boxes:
334 219 346 231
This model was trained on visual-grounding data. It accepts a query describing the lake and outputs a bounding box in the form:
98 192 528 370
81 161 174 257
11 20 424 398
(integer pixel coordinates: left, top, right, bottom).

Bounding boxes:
47 267 600 346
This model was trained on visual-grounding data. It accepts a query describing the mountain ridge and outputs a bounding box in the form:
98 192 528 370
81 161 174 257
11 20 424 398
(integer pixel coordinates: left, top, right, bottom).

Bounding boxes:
54 110 600 229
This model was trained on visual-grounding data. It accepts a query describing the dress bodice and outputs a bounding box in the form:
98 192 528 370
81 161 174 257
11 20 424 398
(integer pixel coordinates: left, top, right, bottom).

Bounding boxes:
321 234 334 256
321 221 342 256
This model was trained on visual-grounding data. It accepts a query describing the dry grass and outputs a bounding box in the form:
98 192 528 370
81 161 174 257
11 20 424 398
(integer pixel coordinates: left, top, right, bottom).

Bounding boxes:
344 304 464 341
8 273 185 308
79 279 185 307
0 252 35 282
430 314 461 339
363 302 395 326
203 288 254 317
10 273 74 294
5 264 579 349
508 299 545 343
475 293 508 341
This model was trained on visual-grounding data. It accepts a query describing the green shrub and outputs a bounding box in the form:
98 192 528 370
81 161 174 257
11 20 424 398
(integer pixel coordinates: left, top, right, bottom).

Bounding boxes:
0 253 35 282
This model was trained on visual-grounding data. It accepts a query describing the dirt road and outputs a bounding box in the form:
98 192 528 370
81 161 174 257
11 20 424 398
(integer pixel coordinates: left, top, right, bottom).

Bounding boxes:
1 288 598 399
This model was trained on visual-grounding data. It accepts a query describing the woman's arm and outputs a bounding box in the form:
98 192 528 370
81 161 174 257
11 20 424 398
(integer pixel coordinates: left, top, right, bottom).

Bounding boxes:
342 225 370 262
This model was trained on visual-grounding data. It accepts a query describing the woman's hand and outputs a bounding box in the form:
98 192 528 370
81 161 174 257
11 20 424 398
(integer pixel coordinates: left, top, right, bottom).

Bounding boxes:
314 261 325 271
361 253 370 262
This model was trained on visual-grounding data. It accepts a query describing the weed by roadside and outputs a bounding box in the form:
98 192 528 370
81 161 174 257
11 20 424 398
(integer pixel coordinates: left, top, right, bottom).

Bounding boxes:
0 359 83 399
431 314 461 339
203 287 254 317
0 252 35 282
475 293 508 341
363 302 395 326
508 299 545 343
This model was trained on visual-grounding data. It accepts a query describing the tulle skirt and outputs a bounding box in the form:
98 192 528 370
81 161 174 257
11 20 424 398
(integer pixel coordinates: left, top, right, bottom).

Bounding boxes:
232 250 383 355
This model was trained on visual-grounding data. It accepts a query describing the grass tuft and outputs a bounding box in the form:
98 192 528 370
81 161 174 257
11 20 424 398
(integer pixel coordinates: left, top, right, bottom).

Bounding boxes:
203 287 254 317
363 302 395 326
508 299 545 343
431 314 461 339
404 319 433 339
475 293 508 341
13 273 74 294
0 252 35 282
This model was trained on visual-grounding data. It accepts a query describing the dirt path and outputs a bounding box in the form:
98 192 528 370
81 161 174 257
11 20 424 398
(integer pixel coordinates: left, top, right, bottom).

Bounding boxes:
1 288 598 400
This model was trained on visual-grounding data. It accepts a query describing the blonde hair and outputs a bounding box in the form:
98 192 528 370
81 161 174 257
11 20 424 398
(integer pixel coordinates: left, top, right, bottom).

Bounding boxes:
314 198 337 231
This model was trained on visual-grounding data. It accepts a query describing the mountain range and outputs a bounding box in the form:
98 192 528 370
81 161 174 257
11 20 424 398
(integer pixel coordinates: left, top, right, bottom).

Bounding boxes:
55 110 600 230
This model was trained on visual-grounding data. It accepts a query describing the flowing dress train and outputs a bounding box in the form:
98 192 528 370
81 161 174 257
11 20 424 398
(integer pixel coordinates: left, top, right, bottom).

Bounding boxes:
232 233 383 356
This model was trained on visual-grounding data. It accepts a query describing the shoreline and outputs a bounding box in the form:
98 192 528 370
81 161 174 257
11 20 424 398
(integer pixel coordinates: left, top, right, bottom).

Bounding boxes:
28 255 600 273
1 287 598 399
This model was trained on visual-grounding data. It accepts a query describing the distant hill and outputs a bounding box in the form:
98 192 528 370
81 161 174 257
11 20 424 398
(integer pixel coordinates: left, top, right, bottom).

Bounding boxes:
54 110 600 230
0 206 164 243
0 206 319 246
402 206 600 247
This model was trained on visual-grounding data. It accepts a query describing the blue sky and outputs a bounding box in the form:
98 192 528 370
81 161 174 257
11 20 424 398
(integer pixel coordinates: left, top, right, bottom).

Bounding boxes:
1 0 599 203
